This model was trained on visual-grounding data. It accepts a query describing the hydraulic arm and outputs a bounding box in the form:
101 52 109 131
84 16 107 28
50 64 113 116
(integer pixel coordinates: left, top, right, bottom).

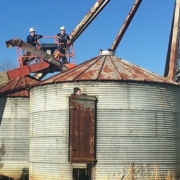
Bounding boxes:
0 0 110 85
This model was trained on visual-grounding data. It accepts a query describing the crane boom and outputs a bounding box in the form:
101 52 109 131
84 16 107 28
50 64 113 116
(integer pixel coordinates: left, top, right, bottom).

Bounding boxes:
70 0 110 43
0 0 110 85
110 0 142 51
164 0 180 81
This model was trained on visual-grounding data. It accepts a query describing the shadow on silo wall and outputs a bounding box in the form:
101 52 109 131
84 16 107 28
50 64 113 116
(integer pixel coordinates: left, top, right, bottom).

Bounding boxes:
0 98 29 179
0 174 28 180
0 98 14 180
18 168 29 180
0 97 7 126
0 142 5 169
0 175 13 180
0 98 6 172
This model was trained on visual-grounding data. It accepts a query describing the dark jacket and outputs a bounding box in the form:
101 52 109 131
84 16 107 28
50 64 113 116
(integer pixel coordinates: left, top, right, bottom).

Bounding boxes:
56 33 70 44
26 34 43 47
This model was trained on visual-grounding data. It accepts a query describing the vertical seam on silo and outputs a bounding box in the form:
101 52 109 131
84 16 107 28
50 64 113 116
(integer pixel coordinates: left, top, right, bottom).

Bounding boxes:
54 56 100 82
73 56 103 81
110 56 122 80
14 77 21 90
97 56 107 80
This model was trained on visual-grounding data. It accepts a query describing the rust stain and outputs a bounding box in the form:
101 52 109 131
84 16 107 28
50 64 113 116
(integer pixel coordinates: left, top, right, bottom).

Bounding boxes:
111 0 142 51
168 43 178 80
0 76 39 97
41 55 179 85
69 0 110 43
69 95 97 163
164 0 180 81
76 56 105 80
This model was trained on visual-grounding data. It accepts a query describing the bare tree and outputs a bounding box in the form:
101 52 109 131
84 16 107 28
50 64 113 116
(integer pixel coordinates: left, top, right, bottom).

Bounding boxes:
0 60 16 72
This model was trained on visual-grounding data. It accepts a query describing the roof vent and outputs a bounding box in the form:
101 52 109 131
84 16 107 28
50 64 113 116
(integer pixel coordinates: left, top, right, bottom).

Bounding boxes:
99 49 115 56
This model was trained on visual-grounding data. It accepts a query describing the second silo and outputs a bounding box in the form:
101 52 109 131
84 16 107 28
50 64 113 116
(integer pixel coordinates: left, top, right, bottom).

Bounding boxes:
0 76 38 179
30 51 180 180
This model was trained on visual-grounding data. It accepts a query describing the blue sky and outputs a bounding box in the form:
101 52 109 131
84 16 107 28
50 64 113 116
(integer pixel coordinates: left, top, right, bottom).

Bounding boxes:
0 0 175 76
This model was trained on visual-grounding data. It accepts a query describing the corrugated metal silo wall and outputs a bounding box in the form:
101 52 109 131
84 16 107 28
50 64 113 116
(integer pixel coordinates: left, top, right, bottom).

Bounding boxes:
0 97 29 179
30 82 180 180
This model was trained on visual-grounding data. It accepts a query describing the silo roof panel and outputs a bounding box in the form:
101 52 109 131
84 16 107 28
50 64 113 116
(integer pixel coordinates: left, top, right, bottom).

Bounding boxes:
0 76 39 97
76 56 105 80
98 56 122 80
6 89 29 97
122 60 170 83
110 57 138 80
44 56 100 83
60 58 98 81
41 55 179 85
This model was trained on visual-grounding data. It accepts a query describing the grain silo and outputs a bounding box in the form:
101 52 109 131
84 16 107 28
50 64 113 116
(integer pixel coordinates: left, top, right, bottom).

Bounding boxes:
29 50 180 180
0 76 38 180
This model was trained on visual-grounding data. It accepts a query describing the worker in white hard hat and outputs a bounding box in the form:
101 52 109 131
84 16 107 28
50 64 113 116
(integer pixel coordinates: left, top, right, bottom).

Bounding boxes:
55 26 71 63
23 28 43 65
27 27 43 47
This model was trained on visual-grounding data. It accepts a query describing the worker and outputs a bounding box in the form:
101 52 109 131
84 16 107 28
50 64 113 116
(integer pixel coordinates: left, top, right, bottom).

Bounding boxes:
27 27 43 47
22 28 43 65
73 87 81 96
55 26 71 63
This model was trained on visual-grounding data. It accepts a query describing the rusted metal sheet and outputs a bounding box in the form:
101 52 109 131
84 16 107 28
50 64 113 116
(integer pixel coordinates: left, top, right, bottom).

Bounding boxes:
76 56 105 80
0 61 50 85
164 0 180 80
98 56 122 79
70 0 110 43
41 54 179 85
69 95 97 163
6 89 29 97
111 0 142 51
7 66 31 79
0 76 39 97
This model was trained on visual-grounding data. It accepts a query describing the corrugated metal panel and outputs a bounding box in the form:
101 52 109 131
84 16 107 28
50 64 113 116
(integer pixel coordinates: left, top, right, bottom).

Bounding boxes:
30 110 68 137
94 110 179 179
0 97 29 179
30 82 180 179
41 55 179 85
30 136 68 163
30 85 72 179
30 84 74 112
29 163 72 180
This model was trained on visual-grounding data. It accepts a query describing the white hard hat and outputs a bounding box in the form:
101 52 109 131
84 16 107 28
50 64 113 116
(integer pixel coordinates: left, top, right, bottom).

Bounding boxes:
60 26 65 31
29 27 35 32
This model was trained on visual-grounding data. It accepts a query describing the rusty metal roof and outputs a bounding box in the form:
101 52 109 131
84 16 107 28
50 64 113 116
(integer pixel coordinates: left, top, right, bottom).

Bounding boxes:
41 55 179 85
0 75 39 97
